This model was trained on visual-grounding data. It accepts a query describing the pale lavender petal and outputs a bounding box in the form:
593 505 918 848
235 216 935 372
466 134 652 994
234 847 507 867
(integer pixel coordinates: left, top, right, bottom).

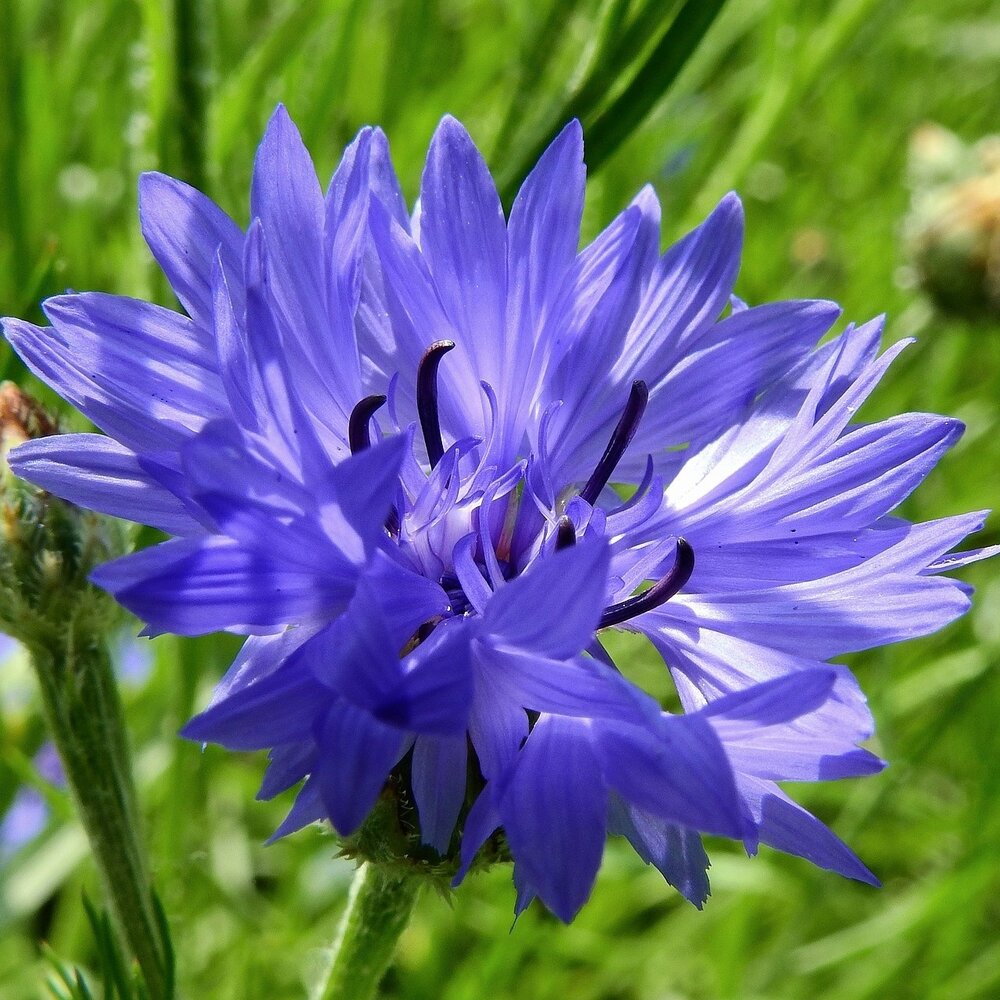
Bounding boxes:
139 171 244 326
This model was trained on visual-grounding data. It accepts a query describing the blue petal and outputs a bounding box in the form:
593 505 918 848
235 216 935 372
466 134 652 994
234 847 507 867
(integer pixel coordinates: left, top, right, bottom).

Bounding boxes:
743 777 880 885
368 127 410 228
607 793 711 908
211 251 260 429
44 291 225 410
628 299 839 469
138 171 244 326
91 536 356 636
385 621 473 735
501 121 585 460
507 119 584 338
675 565 971 659
637 610 874 729
209 626 319 705
700 670 837 725
8 434 203 535
267 777 326 842
411 735 467 853
316 430 410 562
258 741 317 800
241 220 345 469
315 700 406 836
4 300 223 454
178 420 314 527
298 586 469 736
468 663 529 783
623 192 744 370
598 715 745 839
541 207 645 480
181 660 328 750
249 106 329 371
419 117 508 401
321 128 373 403
627 185 663 293
473 641 655 722
325 127 373 310
481 536 609 658
366 199 479 442
500 715 607 923
360 550 451 645
702 671 885 781
452 786 501 885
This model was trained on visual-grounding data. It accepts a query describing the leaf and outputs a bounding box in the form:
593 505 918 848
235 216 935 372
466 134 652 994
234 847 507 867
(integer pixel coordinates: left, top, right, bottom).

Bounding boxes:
496 0 730 205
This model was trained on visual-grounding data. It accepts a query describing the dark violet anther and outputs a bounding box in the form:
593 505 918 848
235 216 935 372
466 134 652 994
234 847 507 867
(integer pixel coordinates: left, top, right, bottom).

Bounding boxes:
555 515 577 551
416 340 455 468
599 538 695 628
348 394 387 454
580 380 649 505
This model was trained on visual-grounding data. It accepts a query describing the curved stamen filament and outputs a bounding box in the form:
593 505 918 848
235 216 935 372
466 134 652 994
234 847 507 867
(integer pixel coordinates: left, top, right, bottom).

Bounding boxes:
348 394 387 453
417 340 455 468
599 538 694 628
580 380 649 505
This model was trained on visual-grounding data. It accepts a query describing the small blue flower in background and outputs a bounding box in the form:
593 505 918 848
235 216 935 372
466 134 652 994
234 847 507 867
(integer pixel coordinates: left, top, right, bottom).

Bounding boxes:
0 742 64 862
0 632 150 862
3 107 996 920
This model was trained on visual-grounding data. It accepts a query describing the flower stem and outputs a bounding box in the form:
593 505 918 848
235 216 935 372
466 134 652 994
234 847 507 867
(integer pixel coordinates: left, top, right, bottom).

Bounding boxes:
29 636 171 1000
312 864 421 1000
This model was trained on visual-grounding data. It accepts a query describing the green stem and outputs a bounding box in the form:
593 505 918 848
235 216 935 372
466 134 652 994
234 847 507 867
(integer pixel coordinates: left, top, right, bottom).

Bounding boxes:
29 634 170 1000
312 864 421 1000
172 0 210 190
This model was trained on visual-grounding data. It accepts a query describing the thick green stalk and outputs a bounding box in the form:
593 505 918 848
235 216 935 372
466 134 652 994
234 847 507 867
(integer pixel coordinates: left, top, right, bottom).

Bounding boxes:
28 633 170 1000
312 864 421 1000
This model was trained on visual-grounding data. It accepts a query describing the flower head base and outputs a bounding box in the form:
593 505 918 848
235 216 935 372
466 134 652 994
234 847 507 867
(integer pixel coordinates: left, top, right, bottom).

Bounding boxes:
4 106 997 921
0 384 127 652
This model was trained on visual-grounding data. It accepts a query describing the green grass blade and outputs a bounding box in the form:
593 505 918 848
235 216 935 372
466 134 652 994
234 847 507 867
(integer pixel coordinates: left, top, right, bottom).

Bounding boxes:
581 0 729 175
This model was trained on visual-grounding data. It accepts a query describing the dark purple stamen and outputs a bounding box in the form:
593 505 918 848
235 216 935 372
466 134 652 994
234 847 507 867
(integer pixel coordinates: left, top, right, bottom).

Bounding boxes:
417 340 455 468
555 515 577 550
580 380 649 505
599 538 694 628
385 505 401 538
348 394 387 453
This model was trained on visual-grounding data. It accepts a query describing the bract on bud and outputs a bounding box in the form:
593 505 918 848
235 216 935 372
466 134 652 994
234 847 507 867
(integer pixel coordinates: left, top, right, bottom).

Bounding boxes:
0 384 126 650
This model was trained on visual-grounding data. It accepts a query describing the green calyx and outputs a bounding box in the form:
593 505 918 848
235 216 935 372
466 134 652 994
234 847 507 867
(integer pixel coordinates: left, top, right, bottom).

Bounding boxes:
0 382 128 650
338 765 511 894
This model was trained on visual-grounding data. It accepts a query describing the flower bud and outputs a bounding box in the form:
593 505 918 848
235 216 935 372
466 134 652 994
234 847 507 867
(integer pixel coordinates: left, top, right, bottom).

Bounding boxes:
904 124 1000 318
0 383 127 650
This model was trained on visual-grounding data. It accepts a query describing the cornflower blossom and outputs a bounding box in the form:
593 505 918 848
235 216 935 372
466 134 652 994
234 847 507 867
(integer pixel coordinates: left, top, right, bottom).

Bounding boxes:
0 742 64 861
3 107 995 920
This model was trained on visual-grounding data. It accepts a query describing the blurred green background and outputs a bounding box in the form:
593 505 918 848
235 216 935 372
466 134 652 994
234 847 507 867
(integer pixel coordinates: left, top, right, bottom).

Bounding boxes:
2 1 999 997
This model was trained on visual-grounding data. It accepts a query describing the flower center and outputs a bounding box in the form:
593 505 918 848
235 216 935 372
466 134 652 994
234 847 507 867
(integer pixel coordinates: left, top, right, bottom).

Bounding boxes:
347 352 695 634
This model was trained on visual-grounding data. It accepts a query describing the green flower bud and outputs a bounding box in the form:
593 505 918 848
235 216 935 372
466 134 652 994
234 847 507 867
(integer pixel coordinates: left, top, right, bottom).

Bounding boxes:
904 124 1000 318
0 382 128 651
0 382 171 998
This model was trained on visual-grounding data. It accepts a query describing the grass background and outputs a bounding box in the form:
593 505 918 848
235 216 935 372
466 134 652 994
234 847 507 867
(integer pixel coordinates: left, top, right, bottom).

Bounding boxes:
1 0 999 997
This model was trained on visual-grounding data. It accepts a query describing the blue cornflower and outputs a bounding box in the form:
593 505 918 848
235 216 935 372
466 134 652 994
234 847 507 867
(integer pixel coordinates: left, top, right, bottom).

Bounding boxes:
0 742 65 862
3 108 995 921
